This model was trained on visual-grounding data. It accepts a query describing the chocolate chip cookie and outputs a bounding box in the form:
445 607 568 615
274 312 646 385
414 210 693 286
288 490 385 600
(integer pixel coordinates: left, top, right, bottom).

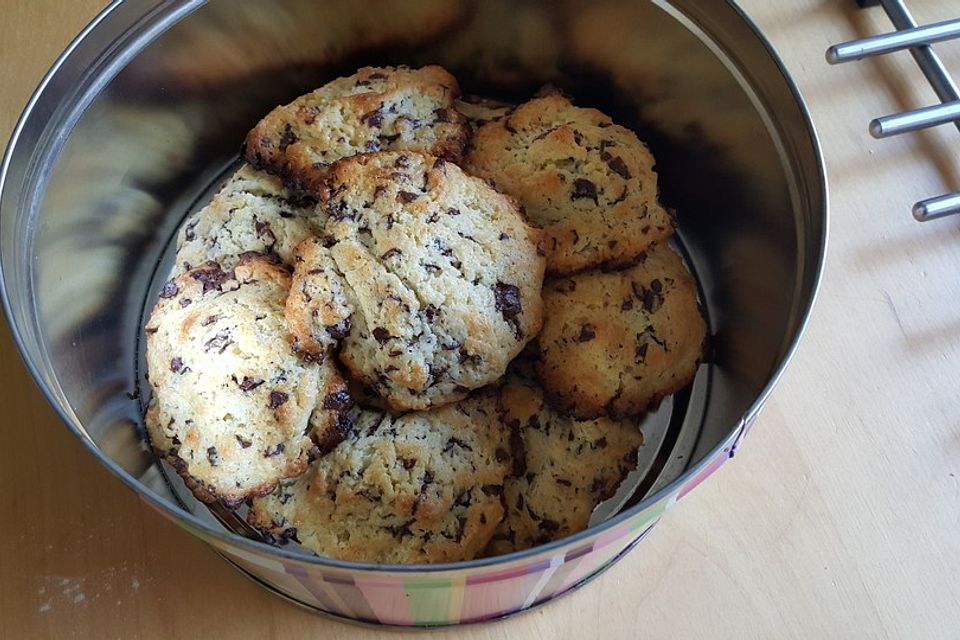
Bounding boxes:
286 151 546 411
247 392 510 564
465 93 673 275
144 254 350 505
485 373 644 555
174 165 323 274
537 244 706 418
245 66 468 193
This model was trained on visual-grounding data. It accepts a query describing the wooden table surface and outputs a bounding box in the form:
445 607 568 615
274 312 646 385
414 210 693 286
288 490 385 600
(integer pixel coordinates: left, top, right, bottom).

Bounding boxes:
3 1 960 638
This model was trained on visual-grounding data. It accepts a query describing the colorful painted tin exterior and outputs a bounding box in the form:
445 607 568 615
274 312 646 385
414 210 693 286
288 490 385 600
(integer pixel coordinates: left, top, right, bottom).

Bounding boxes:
148 416 754 627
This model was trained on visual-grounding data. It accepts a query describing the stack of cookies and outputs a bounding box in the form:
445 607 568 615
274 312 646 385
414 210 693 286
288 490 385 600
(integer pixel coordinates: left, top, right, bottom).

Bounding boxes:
144 65 706 564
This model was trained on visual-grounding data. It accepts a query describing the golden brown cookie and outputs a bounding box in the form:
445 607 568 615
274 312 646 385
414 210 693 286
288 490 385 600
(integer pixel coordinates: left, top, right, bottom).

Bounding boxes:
144 255 350 505
248 393 511 564
485 374 644 556
465 93 673 275
286 151 546 411
245 66 468 193
537 244 706 418
174 165 322 274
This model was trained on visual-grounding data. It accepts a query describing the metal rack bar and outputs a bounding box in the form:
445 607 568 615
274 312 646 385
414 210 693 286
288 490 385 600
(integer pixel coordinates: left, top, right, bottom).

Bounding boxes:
826 0 960 220
827 18 960 63
870 100 960 137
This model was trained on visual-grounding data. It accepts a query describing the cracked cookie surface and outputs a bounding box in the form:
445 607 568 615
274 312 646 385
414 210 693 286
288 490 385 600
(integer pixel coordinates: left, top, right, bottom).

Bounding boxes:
174 165 323 275
537 244 706 418
465 93 673 275
144 254 349 505
286 151 546 411
245 65 468 193
248 392 510 564
486 370 644 556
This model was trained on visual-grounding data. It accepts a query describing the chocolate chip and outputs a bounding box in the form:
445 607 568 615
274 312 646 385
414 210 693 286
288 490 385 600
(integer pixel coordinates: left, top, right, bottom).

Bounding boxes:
264 442 285 457
235 434 252 448
494 282 522 320
204 331 233 354
509 425 527 477
423 304 438 323
329 199 354 222
412 471 434 516
190 264 230 293
446 207 460 216
255 219 276 244
361 108 383 128
207 446 219 466
372 327 391 344
577 325 596 342
180 219 201 244
278 492 292 504
326 320 351 340
635 342 649 365
482 484 504 496
442 340 461 351
400 457 417 470
651 279 663 293
453 515 468 543
159 280 178 298
374 185 387 199
602 153 631 179
238 376 264 392
443 437 473 454
495 447 510 462
395 155 410 169
539 519 560 533
201 315 218 326
170 357 184 373
458 349 482 366
381 247 402 260
278 123 298 150
632 282 662 313
423 263 441 275
322 390 353 411
268 391 289 409
499 233 509 241
571 178 598 204
397 191 418 203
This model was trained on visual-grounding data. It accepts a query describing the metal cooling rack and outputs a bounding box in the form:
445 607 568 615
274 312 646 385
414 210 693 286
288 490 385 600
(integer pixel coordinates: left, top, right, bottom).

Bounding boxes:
826 0 960 221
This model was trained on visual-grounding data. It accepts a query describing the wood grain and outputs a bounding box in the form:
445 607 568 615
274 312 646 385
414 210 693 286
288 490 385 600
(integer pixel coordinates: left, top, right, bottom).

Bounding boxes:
2 1 959 638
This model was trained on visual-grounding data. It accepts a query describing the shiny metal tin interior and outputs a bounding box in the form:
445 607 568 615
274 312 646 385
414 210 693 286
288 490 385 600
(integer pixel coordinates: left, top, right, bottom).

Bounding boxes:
0 0 826 577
